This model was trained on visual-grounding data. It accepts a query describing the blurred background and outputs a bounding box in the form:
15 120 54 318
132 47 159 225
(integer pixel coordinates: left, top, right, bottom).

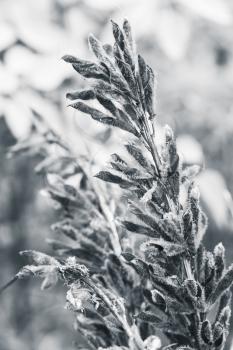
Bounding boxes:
1 0 233 349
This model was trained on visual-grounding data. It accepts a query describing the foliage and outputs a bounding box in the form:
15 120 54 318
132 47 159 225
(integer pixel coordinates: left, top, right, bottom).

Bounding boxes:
3 19 233 350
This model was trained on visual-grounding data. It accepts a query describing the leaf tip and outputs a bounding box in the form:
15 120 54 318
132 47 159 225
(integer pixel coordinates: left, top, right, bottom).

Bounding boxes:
61 55 77 63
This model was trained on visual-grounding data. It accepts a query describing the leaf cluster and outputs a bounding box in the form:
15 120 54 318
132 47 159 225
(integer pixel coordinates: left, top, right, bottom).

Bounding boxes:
4 19 233 350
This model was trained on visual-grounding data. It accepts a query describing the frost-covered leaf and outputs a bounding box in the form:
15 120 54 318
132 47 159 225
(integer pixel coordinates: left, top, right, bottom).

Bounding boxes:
20 250 59 266
125 143 152 170
136 311 161 324
95 171 133 187
122 221 157 237
141 239 185 257
66 89 95 101
63 55 109 81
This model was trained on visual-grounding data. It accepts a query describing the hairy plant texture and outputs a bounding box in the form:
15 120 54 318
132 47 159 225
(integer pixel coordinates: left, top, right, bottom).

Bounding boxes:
3 19 233 350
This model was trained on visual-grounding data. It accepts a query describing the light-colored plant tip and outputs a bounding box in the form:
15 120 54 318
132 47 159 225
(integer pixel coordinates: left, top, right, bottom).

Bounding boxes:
2 19 233 350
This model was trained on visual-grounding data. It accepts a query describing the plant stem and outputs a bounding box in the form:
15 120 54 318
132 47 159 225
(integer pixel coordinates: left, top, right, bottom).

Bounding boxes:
184 259 194 280
0 275 18 295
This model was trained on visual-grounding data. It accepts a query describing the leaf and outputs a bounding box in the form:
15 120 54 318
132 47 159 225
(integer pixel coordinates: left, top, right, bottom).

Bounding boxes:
182 210 196 255
113 44 137 97
111 153 127 165
71 101 139 136
136 311 162 324
201 320 213 344
125 143 152 170
94 80 129 102
111 20 126 52
151 275 182 301
106 258 125 295
142 239 185 257
217 306 231 328
137 57 156 117
51 221 78 241
19 250 59 266
88 34 113 68
122 221 156 238
95 171 133 187
128 258 150 278
70 101 111 120
122 19 134 54
111 119 139 137
143 289 166 311
96 95 119 116
129 202 163 233
183 279 198 298
62 55 109 81
17 265 56 279
138 55 148 89
62 55 80 64
214 242 225 280
121 252 135 262
216 291 232 320
165 296 192 314
144 66 156 118
66 89 95 101
111 20 133 69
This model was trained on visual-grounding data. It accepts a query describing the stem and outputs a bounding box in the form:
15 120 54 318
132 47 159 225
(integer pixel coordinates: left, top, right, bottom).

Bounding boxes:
184 259 194 280
147 135 161 177
146 122 203 350
0 275 18 295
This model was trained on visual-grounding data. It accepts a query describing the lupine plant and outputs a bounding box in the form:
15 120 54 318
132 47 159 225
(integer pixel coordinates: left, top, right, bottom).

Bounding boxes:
2 19 233 350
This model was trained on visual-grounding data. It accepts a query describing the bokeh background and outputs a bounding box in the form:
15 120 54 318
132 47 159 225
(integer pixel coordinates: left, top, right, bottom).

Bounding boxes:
1 0 233 349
